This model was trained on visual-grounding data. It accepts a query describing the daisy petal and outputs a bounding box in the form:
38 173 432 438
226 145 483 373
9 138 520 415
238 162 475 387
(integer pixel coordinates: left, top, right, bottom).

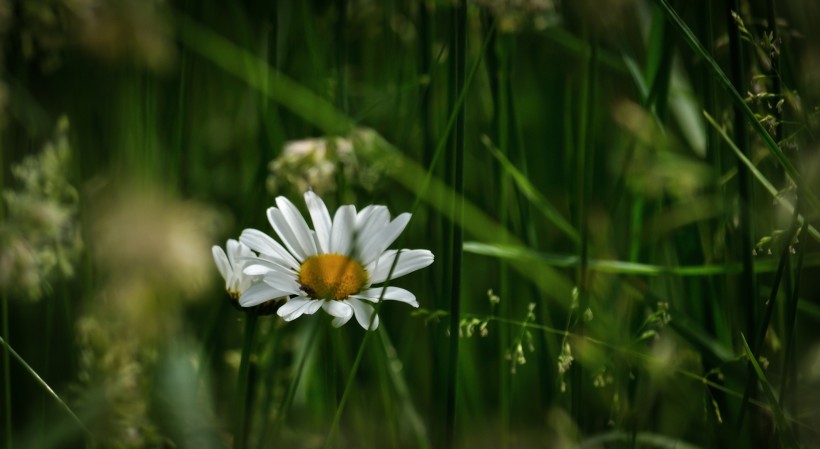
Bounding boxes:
330 205 356 255
268 208 311 261
359 213 411 265
242 263 274 276
240 228 300 270
331 313 353 328
239 283 289 307
348 297 380 330
352 286 418 307
262 270 301 294
356 205 390 242
212 245 231 283
276 196 318 257
226 239 241 262
368 249 435 284
305 191 332 254
281 297 324 321
322 300 353 320
277 297 311 319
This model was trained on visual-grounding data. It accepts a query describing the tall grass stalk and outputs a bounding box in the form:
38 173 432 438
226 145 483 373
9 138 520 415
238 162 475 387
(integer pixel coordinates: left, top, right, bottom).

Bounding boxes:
725 0 756 358
444 2 467 447
572 39 597 434
324 251 404 448
234 312 258 449
0 335 87 438
2 291 10 449
269 318 323 441
482 11 512 446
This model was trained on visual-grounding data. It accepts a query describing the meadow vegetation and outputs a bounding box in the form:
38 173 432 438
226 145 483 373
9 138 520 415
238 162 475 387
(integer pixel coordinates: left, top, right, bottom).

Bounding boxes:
2 0 820 448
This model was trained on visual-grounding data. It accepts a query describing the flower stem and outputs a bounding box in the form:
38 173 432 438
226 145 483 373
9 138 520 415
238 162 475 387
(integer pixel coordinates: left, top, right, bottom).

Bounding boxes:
234 311 259 449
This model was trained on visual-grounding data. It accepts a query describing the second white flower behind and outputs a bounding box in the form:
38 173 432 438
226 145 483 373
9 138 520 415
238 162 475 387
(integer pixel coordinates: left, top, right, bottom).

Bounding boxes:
238 191 434 330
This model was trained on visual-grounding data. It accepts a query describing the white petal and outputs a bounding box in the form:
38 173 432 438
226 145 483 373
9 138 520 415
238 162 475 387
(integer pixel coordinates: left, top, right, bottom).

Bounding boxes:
352 286 419 307
239 283 289 307
368 249 434 284
276 196 318 257
212 245 232 284
239 255 291 275
356 205 390 242
276 297 312 319
280 297 324 321
358 213 411 265
322 300 353 320
268 208 311 262
237 241 255 259
304 299 324 315
263 270 301 294
330 205 356 255
226 239 241 263
331 303 355 327
305 191 332 254
348 297 380 330
243 264 274 276
240 228 300 269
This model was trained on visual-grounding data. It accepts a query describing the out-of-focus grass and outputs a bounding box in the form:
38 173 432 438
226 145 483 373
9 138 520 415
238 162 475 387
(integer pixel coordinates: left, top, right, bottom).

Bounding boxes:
2 1 820 448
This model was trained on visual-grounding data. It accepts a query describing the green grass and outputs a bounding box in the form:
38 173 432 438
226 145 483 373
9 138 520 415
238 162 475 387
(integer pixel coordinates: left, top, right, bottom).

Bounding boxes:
2 1 820 448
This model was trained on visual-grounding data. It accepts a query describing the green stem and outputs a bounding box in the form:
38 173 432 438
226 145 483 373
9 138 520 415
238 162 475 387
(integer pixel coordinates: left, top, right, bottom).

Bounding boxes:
0 334 89 438
2 291 10 449
234 311 259 449
445 2 466 447
270 317 322 441
324 321 374 449
324 251 405 448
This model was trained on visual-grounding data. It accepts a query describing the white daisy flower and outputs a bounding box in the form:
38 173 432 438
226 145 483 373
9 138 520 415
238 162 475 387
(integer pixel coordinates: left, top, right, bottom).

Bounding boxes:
238 191 434 330
211 239 257 301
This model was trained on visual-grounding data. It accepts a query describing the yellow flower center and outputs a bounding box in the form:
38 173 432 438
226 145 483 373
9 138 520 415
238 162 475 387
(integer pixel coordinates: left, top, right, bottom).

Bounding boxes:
298 254 367 300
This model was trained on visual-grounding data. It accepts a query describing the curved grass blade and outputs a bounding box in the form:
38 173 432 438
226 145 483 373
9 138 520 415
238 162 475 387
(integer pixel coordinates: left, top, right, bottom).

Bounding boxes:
704 111 820 243
481 135 580 244
652 0 820 215
463 241 820 276
579 431 705 449
0 336 89 438
740 334 798 448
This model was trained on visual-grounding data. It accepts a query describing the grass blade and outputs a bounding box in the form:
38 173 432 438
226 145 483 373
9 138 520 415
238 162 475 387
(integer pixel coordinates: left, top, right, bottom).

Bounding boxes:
740 334 798 448
704 111 820 243
652 0 820 214
481 135 580 244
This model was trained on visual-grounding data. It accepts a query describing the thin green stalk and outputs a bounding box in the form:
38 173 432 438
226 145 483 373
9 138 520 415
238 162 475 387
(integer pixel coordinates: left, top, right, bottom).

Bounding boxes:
740 335 798 448
480 10 511 447
726 0 757 352
410 21 494 215
324 251 404 448
270 318 323 441
572 40 596 434
335 0 348 113
703 111 820 242
497 32 512 449
234 311 258 449
738 205 798 429
652 0 820 214
0 335 89 438
780 222 804 423
2 291 10 449
324 323 374 449
445 2 466 447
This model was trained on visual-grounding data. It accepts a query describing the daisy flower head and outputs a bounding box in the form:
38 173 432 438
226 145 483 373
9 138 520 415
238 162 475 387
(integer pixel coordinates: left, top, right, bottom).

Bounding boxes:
238 191 434 330
212 239 256 302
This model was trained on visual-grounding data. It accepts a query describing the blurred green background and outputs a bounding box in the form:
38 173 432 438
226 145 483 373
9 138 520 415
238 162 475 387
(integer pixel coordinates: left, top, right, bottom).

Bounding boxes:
2 0 820 448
